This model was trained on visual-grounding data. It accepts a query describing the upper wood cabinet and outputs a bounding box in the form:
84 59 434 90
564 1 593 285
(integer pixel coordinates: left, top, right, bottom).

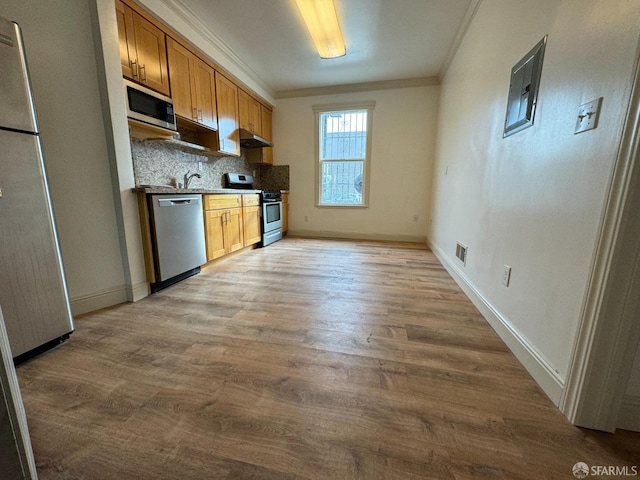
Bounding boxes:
167 37 217 130
261 105 273 164
215 73 240 157
260 105 273 141
246 99 273 164
116 0 169 96
238 89 261 135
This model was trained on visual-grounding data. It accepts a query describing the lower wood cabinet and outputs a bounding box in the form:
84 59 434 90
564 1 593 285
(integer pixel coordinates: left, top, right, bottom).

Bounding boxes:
281 192 289 233
204 195 244 261
242 194 261 246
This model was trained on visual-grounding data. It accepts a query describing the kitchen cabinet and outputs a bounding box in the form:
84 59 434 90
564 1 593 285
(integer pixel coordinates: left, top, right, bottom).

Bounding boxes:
215 73 241 156
242 194 261 246
281 192 289 233
238 89 261 136
116 0 169 96
167 37 218 131
261 105 273 164
204 195 243 261
244 98 273 164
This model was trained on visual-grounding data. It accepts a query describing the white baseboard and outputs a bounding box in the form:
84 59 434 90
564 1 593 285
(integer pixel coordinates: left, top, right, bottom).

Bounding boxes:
70 286 128 316
128 281 150 302
428 238 565 405
288 229 426 243
617 395 640 432
70 281 149 316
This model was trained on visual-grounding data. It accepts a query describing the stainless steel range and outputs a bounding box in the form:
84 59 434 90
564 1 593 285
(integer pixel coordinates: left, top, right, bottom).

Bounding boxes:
260 189 283 246
224 173 283 247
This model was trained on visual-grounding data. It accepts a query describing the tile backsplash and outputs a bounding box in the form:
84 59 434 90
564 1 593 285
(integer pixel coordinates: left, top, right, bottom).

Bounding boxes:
131 138 289 190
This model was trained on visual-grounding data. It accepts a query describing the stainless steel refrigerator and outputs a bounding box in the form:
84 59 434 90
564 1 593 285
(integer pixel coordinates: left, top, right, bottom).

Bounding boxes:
0 16 74 359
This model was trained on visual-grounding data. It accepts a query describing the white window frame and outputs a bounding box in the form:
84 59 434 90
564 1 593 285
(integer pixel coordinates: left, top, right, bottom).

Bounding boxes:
313 101 375 207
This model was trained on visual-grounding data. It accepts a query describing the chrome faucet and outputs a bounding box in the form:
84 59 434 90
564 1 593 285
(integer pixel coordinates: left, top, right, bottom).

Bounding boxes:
183 170 202 189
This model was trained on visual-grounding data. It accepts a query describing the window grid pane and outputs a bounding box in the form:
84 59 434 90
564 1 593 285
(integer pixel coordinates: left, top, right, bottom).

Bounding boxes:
320 160 363 205
320 111 367 160
318 108 369 206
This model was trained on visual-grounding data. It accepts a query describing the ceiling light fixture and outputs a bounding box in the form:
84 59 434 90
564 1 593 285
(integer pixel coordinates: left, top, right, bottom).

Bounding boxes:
295 0 346 59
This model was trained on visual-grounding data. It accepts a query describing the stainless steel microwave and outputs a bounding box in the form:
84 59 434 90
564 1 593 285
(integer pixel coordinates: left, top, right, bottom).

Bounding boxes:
124 79 176 131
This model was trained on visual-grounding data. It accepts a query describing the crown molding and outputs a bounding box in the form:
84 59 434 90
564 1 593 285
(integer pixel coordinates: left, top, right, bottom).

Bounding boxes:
439 0 483 80
275 76 439 99
155 0 275 99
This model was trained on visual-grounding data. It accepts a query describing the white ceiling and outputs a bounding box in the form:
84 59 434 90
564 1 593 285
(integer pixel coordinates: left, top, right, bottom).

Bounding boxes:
170 0 475 96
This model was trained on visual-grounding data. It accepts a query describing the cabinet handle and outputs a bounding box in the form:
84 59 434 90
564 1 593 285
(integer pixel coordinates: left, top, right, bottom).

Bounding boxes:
193 108 198 121
198 109 203 122
131 59 139 78
140 64 146 81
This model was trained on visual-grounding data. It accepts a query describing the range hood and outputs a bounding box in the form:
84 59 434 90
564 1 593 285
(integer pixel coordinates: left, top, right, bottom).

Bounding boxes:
239 128 273 149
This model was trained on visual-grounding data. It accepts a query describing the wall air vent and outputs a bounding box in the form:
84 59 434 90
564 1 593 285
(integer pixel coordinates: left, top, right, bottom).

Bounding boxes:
455 242 467 265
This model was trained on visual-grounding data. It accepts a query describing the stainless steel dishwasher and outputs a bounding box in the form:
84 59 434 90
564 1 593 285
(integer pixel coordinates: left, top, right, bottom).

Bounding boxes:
149 194 206 292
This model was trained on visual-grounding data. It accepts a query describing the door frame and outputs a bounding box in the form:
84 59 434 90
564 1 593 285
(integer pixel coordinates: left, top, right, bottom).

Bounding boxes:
560 39 640 432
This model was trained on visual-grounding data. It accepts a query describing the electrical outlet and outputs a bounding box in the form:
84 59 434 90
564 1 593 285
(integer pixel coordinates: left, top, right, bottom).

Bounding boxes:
455 242 467 265
502 265 512 287
198 161 203 171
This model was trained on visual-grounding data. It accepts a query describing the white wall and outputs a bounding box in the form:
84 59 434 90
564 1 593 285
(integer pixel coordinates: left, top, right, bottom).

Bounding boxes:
429 0 640 403
274 86 439 242
3 0 127 314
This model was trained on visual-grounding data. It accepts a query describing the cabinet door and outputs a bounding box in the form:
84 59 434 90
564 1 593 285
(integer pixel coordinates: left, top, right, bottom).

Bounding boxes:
226 208 244 253
166 37 197 121
282 197 289 233
238 89 261 135
205 210 226 261
261 105 273 164
116 1 136 80
193 59 218 130
215 73 240 156
132 11 169 95
243 206 261 246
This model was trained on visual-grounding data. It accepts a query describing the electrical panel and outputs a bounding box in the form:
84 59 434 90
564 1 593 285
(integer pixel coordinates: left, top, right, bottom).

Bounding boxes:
504 36 547 137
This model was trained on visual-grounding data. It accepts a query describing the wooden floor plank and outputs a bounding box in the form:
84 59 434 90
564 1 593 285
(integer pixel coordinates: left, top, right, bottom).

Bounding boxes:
16 237 639 479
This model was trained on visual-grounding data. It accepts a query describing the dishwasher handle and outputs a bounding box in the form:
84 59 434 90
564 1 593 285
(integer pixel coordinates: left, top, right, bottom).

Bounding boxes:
157 197 201 207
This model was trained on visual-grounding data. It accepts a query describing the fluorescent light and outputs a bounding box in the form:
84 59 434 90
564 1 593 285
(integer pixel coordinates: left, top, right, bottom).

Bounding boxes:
295 0 346 59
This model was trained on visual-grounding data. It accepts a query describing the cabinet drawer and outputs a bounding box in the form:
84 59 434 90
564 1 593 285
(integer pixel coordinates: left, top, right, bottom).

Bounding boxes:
242 194 260 207
205 194 241 210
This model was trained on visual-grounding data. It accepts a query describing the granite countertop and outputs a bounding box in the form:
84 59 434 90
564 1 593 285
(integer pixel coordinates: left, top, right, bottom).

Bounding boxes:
132 186 262 194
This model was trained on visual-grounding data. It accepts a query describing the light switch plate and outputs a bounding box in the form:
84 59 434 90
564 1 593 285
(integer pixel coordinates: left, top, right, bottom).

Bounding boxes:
575 97 603 134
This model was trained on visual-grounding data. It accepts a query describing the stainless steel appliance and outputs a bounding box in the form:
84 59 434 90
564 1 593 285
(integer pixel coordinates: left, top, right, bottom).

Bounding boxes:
0 17 74 360
0 307 37 479
239 129 273 149
124 78 177 131
148 194 206 292
223 173 283 247
261 190 283 247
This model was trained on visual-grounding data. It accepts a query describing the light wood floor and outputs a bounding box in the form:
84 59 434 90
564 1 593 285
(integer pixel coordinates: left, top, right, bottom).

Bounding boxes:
17 238 639 479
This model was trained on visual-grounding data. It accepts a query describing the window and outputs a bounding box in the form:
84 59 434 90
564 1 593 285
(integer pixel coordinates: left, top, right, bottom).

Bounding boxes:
313 102 375 206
